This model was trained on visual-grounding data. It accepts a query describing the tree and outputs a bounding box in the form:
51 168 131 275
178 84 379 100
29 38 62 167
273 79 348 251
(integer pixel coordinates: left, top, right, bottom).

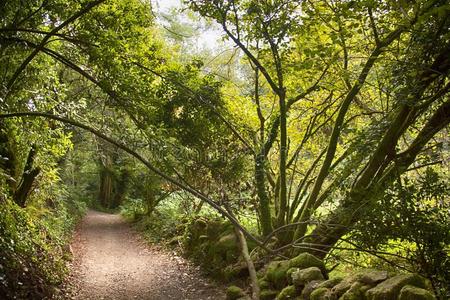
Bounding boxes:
1 0 448 274
187 0 450 253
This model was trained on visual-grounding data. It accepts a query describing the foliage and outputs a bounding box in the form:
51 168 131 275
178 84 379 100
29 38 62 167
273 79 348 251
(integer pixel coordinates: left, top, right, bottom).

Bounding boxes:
349 168 450 298
1 0 449 297
0 196 85 299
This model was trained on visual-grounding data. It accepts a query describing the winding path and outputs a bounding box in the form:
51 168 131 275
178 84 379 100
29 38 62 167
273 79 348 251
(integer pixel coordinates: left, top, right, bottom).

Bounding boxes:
68 210 225 300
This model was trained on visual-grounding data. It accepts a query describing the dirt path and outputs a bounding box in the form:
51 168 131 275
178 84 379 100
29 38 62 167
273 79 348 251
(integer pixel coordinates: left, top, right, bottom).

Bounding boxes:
67 210 225 300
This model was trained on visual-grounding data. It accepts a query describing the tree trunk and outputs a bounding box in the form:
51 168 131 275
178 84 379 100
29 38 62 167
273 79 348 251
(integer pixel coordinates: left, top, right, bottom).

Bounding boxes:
14 146 40 208
307 98 450 258
255 154 273 236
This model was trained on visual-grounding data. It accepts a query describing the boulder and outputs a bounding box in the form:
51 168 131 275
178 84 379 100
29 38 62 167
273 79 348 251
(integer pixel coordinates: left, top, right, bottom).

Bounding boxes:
286 268 298 284
216 233 238 251
398 285 436 300
260 289 279 300
206 219 227 240
226 285 246 300
276 285 297 300
359 270 388 285
289 253 327 276
292 267 324 288
300 280 325 299
213 233 239 264
258 279 270 290
365 274 427 300
310 287 331 300
340 281 372 300
330 275 361 298
317 277 343 289
266 260 291 289
224 263 249 281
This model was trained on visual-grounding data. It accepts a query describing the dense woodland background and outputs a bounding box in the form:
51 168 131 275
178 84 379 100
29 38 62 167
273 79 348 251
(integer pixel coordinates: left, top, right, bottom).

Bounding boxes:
0 0 449 299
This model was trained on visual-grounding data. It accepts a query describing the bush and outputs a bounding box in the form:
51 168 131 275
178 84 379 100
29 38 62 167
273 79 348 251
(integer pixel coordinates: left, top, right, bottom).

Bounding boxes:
0 196 86 299
350 168 450 298
120 198 147 221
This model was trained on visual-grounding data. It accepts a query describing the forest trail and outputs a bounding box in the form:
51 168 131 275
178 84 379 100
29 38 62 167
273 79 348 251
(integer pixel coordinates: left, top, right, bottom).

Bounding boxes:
67 210 225 300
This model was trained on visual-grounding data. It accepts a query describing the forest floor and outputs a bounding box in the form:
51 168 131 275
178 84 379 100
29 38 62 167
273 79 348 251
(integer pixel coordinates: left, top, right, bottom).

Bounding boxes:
64 210 225 300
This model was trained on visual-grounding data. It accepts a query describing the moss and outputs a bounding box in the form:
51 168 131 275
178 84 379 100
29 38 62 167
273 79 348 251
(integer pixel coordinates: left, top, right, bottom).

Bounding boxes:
286 267 297 284
358 270 388 285
288 253 326 276
291 267 324 287
226 285 246 300
258 279 270 290
224 263 249 281
206 219 226 240
260 289 279 300
330 275 361 298
310 287 330 300
340 282 372 300
301 280 325 299
366 274 427 300
276 285 297 299
316 277 343 289
398 285 436 300
266 260 291 289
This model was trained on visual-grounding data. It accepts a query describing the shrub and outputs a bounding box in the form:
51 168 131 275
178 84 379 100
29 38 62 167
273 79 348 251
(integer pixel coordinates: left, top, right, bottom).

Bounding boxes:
350 168 450 298
0 196 86 299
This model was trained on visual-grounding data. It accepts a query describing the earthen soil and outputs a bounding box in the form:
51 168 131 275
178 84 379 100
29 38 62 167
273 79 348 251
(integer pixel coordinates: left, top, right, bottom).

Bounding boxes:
66 210 225 300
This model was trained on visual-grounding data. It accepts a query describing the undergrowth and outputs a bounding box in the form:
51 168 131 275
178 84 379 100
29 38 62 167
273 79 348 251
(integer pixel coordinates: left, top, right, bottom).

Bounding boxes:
0 197 86 299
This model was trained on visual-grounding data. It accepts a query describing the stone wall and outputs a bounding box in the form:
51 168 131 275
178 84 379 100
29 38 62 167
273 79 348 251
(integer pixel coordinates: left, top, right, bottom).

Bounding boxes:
226 253 436 300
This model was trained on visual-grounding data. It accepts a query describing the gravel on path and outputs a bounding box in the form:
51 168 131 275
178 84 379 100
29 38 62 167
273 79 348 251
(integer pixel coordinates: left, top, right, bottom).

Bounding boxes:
66 210 225 300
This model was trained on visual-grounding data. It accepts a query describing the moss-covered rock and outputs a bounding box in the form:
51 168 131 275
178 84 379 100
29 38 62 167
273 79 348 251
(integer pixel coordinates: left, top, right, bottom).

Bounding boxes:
266 260 291 289
365 274 427 300
258 278 271 290
330 275 361 298
260 289 279 300
289 253 327 276
206 219 228 240
292 267 324 288
340 281 372 300
317 277 343 289
398 285 436 300
226 285 246 300
226 262 251 281
300 280 325 299
286 267 298 284
276 285 297 300
359 270 388 285
310 287 331 300
216 233 238 250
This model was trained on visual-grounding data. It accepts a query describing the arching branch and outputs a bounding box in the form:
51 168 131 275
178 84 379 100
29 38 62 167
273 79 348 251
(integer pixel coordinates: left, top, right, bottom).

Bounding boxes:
6 0 106 91
0 111 276 253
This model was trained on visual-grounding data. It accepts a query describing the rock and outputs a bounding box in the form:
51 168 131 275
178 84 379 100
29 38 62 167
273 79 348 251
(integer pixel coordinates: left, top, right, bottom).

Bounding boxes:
300 280 324 299
366 274 427 300
292 267 324 288
266 260 291 289
224 263 249 281
359 270 388 285
206 219 227 240
289 253 327 276
310 287 331 300
398 285 436 300
286 268 298 284
276 285 297 300
340 281 372 300
317 277 343 289
260 289 279 300
330 275 360 298
217 233 238 250
226 285 245 300
258 278 270 290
